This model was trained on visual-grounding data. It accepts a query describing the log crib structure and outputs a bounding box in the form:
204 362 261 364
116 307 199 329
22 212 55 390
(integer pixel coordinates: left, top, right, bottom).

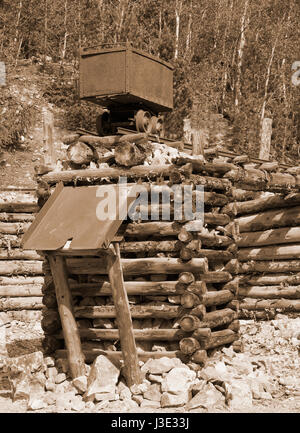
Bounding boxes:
21 138 245 380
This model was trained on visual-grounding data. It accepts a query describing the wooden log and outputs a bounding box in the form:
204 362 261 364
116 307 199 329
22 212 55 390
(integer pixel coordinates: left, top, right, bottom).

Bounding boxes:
0 213 35 222
179 315 202 332
49 255 86 379
125 221 181 237
222 278 239 293
179 337 200 355
67 257 209 275
231 189 262 202
236 206 300 233
200 290 234 306
191 231 233 247
0 235 21 248
223 193 300 217
79 132 148 146
0 276 44 285
238 244 300 261
190 174 232 191
227 320 240 332
239 273 300 286
201 272 232 283
183 249 233 262
238 226 300 248
114 141 148 167
75 304 182 319
41 165 190 184
181 308 236 331
238 310 276 320
202 191 229 207
41 310 61 333
71 280 205 297
200 329 238 349
0 284 43 297
62 133 80 144
176 156 237 175
204 213 230 226
0 297 43 310
66 328 189 341
238 298 300 312
191 328 211 340
178 227 194 242
66 141 96 165
6 310 42 322
0 202 38 213
178 272 195 285
0 261 43 275
224 259 239 275
190 304 206 319
0 250 43 260
190 349 207 365
238 285 300 299
180 293 201 309
56 349 183 364
239 260 300 274
259 161 279 172
106 243 141 386
120 240 181 253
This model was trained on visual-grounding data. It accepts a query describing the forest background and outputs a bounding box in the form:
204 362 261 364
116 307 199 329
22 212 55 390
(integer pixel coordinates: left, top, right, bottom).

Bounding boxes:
0 0 299 162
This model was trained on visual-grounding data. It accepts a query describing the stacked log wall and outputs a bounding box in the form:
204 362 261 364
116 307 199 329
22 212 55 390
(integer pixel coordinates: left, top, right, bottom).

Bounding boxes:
0 188 44 321
218 160 300 319
37 147 241 364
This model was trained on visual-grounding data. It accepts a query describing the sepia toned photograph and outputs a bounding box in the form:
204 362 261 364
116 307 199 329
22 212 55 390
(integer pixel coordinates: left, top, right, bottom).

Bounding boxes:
0 0 299 422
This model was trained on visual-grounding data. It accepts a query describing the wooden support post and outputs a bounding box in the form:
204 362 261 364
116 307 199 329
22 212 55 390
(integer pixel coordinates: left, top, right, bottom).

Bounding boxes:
43 108 56 165
259 118 272 160
106 243 141 386
49 254 85 379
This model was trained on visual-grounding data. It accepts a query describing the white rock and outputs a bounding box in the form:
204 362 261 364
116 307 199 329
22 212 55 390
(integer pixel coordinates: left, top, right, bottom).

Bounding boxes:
72 376 87 394
140 399 161 409
186 383 224 410
161 368 196 395
71 396 85 412
28 398 47 411
141 357 183 375
227 380 252 410
161 391 189 408
143 383 161 402
86 355 120 397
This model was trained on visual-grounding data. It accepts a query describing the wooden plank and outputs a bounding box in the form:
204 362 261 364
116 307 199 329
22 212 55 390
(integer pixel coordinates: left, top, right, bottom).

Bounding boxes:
49 254 85 379
107 243 141 386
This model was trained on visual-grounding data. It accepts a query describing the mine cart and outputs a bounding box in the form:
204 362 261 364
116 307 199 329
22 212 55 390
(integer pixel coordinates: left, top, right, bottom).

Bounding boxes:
79 43 174 136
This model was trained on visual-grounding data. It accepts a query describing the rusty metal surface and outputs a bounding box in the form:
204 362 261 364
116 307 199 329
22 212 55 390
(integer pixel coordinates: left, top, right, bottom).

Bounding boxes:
80 44 173 113
22 183 137 251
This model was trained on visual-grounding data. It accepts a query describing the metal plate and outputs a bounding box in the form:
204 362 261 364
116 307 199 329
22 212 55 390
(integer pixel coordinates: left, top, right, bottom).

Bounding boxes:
22 183 137 251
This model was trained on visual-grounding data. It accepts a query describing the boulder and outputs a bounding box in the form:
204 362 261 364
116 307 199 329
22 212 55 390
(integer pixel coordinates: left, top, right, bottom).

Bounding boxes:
44 357 55 367
73 376 87 394
143 383 161 402
148 374 163 384
46 366 58 382
94 392 118 402
28 398 47 411
141 357 183 375
117 380 131 400
161 367 196 395
86 355 119 397
71 395 86 412
44 391 56 406
132 394 143 405
186 382 224 410
227 380 252 410
55 373 67 384
161 391 190 408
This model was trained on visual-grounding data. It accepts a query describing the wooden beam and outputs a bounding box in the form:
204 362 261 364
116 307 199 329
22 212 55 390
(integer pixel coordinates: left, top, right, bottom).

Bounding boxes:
49 254 85 379
107 243 141 386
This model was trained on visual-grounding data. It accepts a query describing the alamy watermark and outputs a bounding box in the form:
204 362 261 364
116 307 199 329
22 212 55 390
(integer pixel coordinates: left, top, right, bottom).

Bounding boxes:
95 178 204 229
292 61 300 86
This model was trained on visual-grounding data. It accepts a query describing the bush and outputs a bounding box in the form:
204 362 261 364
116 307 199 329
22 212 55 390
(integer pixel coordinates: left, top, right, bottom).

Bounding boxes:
0 91 36 150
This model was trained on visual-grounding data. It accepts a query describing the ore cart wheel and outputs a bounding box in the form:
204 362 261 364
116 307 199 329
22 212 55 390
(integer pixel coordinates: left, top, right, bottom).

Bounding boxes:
135 110 152 133
96 111 111 136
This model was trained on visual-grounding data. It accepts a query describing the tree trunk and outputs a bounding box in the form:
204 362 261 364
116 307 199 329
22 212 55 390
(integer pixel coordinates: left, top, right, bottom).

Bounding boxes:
179 337 200 355
200 329 238 349
0 260 43 275
238 298 300 312
0 297 43 310
201 290 234 306
0 284 43 297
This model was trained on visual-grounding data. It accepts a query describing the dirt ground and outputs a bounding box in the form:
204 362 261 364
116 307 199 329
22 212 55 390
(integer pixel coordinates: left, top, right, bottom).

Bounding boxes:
0 314 299 413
